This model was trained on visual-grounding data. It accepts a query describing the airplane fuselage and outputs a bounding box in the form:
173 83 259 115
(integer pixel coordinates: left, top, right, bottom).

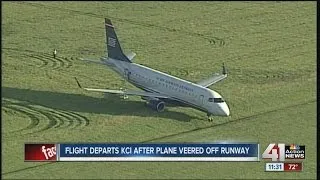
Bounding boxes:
103 58 230 116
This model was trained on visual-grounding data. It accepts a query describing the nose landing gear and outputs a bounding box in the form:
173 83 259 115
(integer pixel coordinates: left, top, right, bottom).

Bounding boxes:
207 113 213 122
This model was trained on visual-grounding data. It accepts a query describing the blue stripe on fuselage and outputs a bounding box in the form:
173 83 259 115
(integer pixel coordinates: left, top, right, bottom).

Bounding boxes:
128 79 208 113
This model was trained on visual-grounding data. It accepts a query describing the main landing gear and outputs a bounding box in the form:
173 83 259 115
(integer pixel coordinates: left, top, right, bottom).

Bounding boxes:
119 88 128 99
207 113 213 122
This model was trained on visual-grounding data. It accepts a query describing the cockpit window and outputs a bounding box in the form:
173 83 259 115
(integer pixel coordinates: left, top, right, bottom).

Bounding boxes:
208 98 225 103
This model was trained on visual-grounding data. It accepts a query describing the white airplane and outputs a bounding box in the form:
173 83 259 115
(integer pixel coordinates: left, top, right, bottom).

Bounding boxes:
76 18 230 121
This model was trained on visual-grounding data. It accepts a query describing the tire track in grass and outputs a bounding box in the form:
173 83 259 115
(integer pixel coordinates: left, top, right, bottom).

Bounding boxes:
2 100 90 136
35 53 73 69
4 51 49 68
63 111 90 127
17 2 226 46
45 109 90 128
25 54 57 69
3 104 59 135
46 109 74 128
2 106 40 133
3 47 73 69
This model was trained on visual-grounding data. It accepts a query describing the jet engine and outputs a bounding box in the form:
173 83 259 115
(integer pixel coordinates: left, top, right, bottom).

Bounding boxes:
145 99 165 112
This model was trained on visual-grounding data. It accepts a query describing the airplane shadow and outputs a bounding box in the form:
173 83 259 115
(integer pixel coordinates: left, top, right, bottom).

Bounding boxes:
2 87 198 122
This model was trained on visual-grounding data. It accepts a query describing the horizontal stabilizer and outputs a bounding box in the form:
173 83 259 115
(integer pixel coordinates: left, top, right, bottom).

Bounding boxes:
125 52 136 60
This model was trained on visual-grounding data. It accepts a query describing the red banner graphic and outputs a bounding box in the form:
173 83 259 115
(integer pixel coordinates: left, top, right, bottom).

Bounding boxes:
25 144 57 161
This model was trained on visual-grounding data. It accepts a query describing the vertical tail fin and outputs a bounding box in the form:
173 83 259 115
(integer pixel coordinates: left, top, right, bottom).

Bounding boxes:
105 18 131 63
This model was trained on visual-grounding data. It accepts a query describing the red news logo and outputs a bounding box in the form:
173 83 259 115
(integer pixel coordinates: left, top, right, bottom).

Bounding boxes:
42 145 56 160
262 143 305 162
262 143 285 161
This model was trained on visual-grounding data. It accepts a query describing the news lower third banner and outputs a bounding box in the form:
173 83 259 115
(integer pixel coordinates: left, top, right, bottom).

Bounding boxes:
25 143 260 162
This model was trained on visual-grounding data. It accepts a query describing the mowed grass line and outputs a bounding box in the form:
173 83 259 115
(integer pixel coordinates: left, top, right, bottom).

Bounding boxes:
2 1 316 179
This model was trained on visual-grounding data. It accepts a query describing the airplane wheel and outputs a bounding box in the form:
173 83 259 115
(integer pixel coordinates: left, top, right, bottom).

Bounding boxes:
145 100 165 112
156 101 165 112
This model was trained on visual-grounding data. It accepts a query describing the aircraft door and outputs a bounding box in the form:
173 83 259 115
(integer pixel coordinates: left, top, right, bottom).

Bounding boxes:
199 95 204 106
124 68 131 80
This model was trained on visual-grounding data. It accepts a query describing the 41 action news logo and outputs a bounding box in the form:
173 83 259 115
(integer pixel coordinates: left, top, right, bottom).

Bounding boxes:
262 143 305 161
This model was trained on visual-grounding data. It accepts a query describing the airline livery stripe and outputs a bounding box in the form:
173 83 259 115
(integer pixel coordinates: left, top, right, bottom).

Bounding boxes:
128 79 208 112
105 23 114 28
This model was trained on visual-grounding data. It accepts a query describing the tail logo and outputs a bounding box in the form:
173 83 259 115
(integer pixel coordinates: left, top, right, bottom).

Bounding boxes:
108 37 116 47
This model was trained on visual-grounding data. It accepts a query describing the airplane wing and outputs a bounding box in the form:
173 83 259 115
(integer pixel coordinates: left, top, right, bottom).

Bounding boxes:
196 63 228 87
74 77 168 99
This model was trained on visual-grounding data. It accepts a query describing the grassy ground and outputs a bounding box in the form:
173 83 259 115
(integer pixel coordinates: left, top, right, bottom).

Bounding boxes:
2 1 316 179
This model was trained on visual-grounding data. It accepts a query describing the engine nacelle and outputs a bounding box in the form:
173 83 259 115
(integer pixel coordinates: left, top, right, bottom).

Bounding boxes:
145 100 165 112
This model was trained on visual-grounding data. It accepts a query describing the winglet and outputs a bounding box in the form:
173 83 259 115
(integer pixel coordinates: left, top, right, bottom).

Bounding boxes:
74 77 82 89
222 63 227 75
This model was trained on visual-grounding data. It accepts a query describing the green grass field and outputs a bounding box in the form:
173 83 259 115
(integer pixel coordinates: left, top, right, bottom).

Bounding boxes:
2 2 316 179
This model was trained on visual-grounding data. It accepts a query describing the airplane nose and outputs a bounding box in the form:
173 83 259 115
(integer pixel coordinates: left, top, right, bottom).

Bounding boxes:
223 105 230 116
219 103 230 116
